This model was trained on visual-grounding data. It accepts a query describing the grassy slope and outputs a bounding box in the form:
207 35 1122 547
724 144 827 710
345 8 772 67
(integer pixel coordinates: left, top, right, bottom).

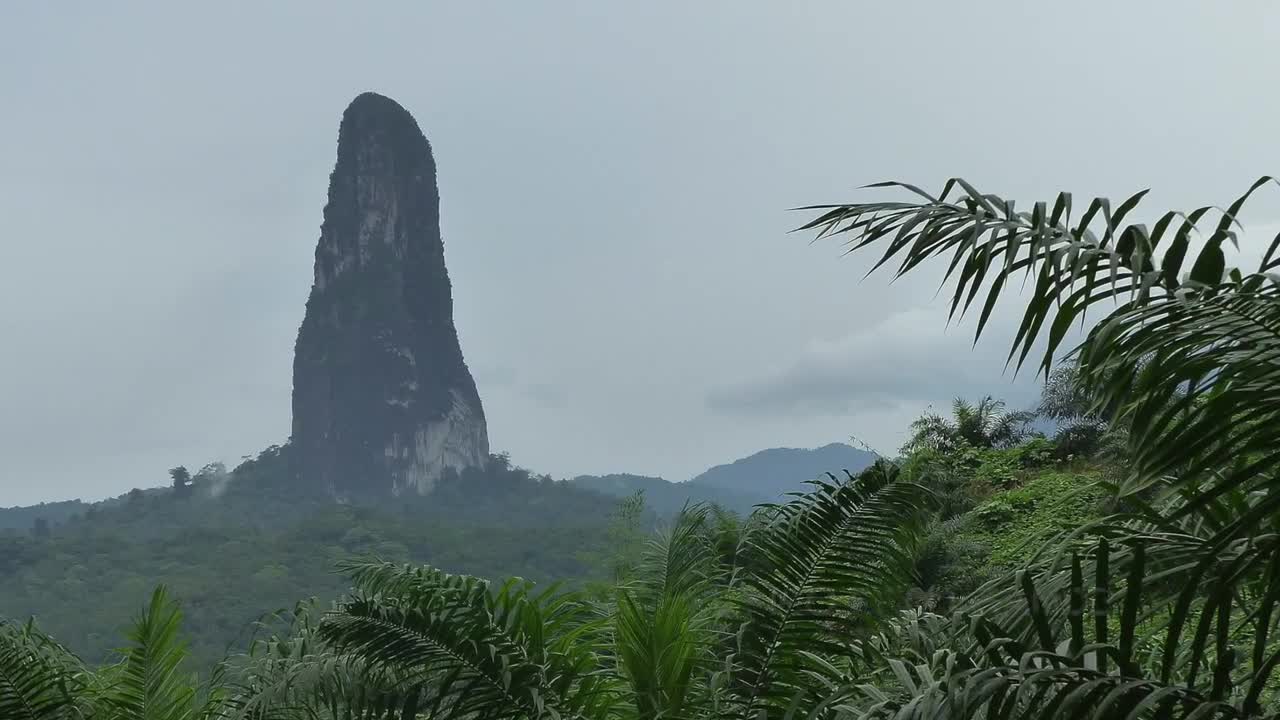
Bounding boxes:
959 470 1108 568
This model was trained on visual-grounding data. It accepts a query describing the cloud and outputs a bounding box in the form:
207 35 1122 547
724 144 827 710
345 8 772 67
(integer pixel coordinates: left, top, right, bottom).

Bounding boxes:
707 307 1040 418
3 2 1279 504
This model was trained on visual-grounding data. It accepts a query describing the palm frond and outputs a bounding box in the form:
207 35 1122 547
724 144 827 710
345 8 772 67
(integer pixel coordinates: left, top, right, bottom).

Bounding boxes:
615 592 708 720
1080 286 1280 501
99 585 200 720
840 536 1280 719
0 619 87 720
801 177 1280 718
799 176 1279 374
222 599 420 720
613 505 727 720
727 461 937 718
318 560 620 720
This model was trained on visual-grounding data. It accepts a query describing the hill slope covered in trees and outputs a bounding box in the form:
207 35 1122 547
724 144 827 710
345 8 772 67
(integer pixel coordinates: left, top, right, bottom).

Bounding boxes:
0 442 878 668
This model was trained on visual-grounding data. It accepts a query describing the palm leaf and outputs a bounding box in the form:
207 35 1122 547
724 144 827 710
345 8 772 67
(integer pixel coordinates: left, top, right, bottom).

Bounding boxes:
318 561 619 720
843 533 1280 719
798 176 1277 375
613 505 727 720
801 177 1280 718
727 461 937 717
0 619 86 720
99 585 200 720
222 599 420 720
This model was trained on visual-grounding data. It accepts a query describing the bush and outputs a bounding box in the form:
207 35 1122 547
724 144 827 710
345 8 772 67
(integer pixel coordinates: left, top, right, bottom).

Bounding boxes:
970 437 1057 490
973 498 1017 527
1051 421 1106 460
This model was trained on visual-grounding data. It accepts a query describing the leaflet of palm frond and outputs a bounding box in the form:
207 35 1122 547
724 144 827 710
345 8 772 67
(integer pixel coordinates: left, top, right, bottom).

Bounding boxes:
727 462 936 718
0 620 87 720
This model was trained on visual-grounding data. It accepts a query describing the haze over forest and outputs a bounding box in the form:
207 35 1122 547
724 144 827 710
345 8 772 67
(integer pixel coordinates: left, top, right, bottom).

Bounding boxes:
5 5 1280 719
5 3 1279 507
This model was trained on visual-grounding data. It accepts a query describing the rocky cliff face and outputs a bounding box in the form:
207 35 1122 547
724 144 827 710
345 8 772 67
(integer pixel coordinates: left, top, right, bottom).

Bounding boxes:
291 92 489 497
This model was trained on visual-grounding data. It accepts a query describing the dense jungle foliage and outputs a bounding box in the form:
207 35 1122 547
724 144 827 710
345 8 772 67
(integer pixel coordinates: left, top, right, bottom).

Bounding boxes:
6 177 1280 718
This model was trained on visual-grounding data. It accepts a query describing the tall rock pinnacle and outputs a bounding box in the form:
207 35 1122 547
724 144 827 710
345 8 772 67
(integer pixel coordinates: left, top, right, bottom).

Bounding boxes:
291 92 489 497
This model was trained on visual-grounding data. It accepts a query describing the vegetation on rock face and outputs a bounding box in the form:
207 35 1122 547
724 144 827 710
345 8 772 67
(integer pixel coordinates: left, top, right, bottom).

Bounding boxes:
5 177 1280 718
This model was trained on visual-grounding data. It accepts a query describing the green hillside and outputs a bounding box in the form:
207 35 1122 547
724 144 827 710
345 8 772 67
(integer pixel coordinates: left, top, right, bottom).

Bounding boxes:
0 416 1104 673
2 442 882 668
0 446 623 668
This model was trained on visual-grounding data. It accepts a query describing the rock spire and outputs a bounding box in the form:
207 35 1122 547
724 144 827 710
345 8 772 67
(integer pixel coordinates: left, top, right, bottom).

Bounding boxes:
291 92 489 497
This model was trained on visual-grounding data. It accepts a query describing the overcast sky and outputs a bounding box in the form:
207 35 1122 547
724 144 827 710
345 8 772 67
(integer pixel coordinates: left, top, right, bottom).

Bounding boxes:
2 2 1279 506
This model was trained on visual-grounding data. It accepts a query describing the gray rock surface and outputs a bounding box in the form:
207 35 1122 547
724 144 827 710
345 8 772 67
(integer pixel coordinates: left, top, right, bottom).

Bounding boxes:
291 92 488 497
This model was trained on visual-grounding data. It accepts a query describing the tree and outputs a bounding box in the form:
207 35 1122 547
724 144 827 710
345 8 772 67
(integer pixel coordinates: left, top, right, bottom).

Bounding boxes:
192 462 226 486
904 395 1034 453
1037 364 1096 424
32 517 50 539
605 490 647 581
1038 364 1112 459
798 176 1280 718
0 620 85 720
0 587 220 720
168 466 191 496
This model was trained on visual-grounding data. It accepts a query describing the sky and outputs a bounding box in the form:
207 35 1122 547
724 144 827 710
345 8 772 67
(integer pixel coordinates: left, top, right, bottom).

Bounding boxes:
2 2 1279 506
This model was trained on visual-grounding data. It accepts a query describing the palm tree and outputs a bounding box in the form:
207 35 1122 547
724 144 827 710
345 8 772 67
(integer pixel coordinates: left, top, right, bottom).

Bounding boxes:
0 586 223 720
25 176 1280 719
0 620 87 720
905 395 1034 453
797 177 1280 718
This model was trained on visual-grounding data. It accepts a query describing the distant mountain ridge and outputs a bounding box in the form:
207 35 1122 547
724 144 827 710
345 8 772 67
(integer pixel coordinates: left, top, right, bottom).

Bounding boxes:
690 442 878 498
570 442 877 516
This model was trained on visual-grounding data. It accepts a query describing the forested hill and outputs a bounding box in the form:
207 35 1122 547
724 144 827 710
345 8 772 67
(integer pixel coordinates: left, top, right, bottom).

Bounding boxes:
0 441 872 668
0 446 624 667
0 442 877 533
